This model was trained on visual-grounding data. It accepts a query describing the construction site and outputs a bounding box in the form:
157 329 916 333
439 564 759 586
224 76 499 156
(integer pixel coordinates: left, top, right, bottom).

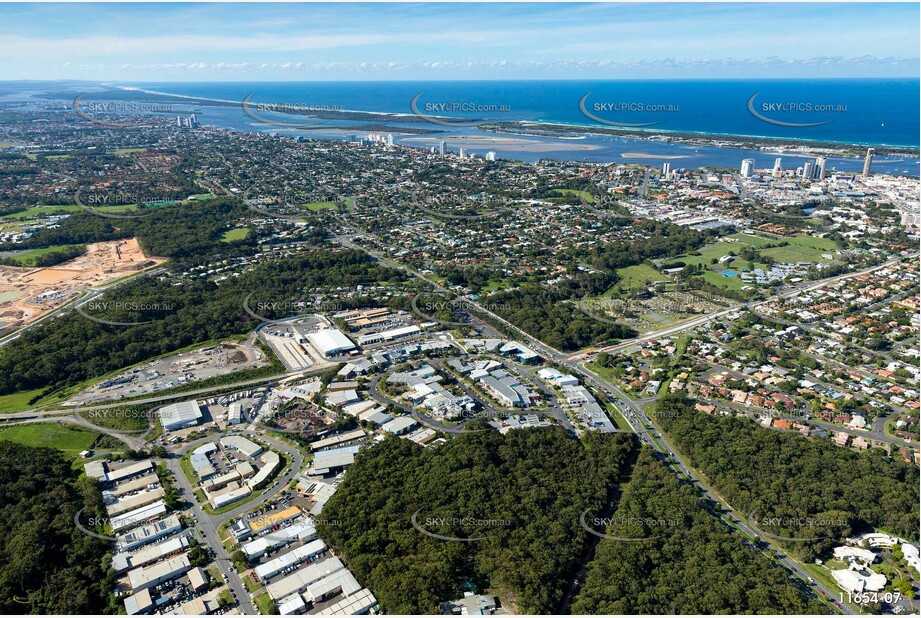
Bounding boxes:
0 238 164 336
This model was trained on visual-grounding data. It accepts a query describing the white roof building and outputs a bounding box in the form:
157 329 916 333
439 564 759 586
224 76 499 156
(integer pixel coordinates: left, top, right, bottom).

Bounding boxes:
307 329 356 358
158 400 203 432
831 568 887 594
265 557 345 600
116 514 182 552
254 539 327 581
242 519 317 559
110 500 167 533
127 554 192 592
220 435 263 458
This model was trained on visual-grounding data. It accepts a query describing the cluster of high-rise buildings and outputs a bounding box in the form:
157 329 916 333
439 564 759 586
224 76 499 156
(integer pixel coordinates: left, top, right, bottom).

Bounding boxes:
741 148 875 180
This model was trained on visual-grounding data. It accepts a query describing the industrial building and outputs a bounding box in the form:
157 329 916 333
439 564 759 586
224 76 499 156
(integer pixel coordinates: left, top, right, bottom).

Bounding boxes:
116 514 183 552
107 487 166 517
111 500 168 533
356 324 421 346
189 443 218 479
381 416 418 435
265 556 345 601
247 505 303 535
104 460 155 485
113 535 189 574
220 435 263 458
227 402 245 425
104 473 159 499
124 588 154 615
254 539 327 581
313 588 378 615
242 519 317 560
313 445 362 475
247 450 281 489
306 328 356 358
158 400 203 432
127 553 192 593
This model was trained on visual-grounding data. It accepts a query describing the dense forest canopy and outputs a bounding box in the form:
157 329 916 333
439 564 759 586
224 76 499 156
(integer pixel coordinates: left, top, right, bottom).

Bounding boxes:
0 441 116 614
316 427 636 614
571 449 830 615
653 393 920 559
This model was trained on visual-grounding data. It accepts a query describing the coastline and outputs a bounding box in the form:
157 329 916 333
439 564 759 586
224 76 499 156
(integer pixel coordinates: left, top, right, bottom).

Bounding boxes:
104 84 920 156
481 122 920 159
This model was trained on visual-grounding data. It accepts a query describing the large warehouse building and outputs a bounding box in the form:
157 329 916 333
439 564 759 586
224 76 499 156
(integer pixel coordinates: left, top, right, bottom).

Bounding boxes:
306 328 356 358
158 400 203 432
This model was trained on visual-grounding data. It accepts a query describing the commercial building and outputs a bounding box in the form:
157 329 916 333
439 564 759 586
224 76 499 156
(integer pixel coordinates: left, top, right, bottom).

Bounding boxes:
242 519 317 560
111 500 167 533
740 158 754 178
220 435 263 458
306 329 356 358
265 556 345 601
113 535 189 574
313 445 362 475
863 147 875 176
107 487 166 517
158 400 203 432
127 554 192 593
356 325 421 346
116 515 182 552
536 367 579 388
254 539 327 581
247 450 281 489
105 460 155 485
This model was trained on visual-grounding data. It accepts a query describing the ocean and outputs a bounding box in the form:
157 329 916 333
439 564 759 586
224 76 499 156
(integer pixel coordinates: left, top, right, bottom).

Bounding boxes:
111 79 918 176
133 79 919 147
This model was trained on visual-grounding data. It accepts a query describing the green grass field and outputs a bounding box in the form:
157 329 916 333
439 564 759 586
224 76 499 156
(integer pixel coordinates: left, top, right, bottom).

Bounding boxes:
0 389 47 413
611 264 669 291
700 270 748 291
0 423 101 458
221 228 250 242
300 201 337 211
114 147 148 155
480 278 512 292
725 232 777 248
760 235 839 263
0 204 136 221
1 244 85 267
667 242 764 270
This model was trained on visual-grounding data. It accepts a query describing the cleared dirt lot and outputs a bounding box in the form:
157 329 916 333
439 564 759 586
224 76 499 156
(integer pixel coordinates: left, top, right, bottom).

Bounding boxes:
0 238 164 335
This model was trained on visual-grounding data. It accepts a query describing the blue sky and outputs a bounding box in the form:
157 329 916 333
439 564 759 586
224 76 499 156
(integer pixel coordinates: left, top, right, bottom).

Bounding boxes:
0 3 917 81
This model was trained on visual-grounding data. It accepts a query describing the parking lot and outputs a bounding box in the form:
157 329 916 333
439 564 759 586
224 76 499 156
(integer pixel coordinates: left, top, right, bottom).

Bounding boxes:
70 342 269 405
